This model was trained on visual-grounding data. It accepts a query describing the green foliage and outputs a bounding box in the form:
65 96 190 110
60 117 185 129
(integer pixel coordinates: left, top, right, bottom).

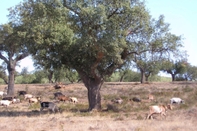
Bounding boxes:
105 70 140 82
32 70 48 83
8 0 152 80
20 67 29 75
128 15 184 83
15 69 48 84
184 64 197 81
53 67 79 83
161 60 188 81
15 75 35 84
0 65 8 84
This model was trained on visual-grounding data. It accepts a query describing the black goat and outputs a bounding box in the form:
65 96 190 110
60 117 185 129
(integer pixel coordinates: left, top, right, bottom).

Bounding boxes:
40 102 59 112
18 91 27 96
54 92 64 99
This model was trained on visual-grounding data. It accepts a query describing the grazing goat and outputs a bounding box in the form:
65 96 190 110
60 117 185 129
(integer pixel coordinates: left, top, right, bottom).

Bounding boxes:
0 100 12 107
12 98 21 103
54 92 64 99
40 102 59 112
24 94 34 100
148 94 154 101
18 91 27 96
57 95 69 102
29 97 41 104
54 82 65 89
0 91 7 97
3 97 20 104
69 97 78 103
146 104 172 120
131 97 141 102
2 96 14 101
111 98 123 104
170 97 184 104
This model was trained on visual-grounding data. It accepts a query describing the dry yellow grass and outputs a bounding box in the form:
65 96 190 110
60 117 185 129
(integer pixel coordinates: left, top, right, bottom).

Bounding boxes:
0 81 197 131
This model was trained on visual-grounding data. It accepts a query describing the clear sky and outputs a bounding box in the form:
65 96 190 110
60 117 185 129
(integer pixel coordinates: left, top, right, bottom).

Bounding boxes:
0 0 197 72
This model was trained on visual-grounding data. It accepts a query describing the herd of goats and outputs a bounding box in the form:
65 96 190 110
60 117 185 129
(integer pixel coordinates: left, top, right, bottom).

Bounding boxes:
0 85 78 113
0 84 185 120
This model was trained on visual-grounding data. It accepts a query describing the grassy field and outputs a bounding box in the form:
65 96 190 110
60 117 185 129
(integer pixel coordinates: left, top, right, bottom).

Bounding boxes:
0 81 197 131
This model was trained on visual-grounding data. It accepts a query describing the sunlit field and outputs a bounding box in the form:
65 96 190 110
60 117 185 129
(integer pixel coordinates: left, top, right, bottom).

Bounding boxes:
0 81 197 131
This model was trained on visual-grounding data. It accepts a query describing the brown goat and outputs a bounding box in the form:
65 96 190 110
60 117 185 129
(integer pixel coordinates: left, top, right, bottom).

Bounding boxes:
146 104 172 120
57 95 70 102
29 97 41 105
148 94 154 101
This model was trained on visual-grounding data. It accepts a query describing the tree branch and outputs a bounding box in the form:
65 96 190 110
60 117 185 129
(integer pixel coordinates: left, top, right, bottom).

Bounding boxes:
0 53 9 64
107 8 119 19
15 52 29 62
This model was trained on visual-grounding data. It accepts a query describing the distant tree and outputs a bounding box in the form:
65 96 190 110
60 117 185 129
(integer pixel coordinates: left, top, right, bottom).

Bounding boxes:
64 69 79 83
119 69 129 82
183 64 197 81
162 60 187 81
20 67 29 75
122 69 141 82
127 15 183 83
0 23 29 96
32 70 48 83
0 65 8 84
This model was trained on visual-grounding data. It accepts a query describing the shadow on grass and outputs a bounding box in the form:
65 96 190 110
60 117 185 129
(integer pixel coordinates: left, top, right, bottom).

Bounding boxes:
0 109 61 117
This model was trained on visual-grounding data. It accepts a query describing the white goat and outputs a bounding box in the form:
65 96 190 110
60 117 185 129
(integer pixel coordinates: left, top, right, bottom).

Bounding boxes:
12 98 21 103
69 97 78 103
24 94 34 100
146 104 172 120
170 97 184 104
111 98 123 104
0 91 7 97
0 100 12 107
29 97 41 104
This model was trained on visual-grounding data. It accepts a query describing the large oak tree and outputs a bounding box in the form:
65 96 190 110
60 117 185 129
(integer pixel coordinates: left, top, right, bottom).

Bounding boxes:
9 0 182 110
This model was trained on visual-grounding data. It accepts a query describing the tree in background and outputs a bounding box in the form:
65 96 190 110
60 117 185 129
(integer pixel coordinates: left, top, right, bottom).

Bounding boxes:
162 60 188 81
9 0 184 110
0 65 8 84
110 69 140 82
182 64 197 81
0 23 29 96
127 15 183 83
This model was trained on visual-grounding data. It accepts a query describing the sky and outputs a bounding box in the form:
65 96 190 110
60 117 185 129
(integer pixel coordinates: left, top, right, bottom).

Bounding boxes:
0 0 197 72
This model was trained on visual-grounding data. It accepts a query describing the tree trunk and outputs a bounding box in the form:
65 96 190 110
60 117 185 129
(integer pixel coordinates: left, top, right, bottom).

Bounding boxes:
145 76 149 81
119 71 127 82
7 63 16 96
119 75 124 82
140 69 146 83
80 74 103 111
145 72 150 82
48 70 53 83
171 74 175 81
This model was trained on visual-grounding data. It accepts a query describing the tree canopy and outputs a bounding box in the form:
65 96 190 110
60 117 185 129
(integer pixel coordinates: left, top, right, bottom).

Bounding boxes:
0 22 29 95
7 0 185 110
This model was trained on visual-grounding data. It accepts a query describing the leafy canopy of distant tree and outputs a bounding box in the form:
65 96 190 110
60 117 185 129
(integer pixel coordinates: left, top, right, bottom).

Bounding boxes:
8 0 185 110
0 22 29 96
126 15 184 83
161 59 188 81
